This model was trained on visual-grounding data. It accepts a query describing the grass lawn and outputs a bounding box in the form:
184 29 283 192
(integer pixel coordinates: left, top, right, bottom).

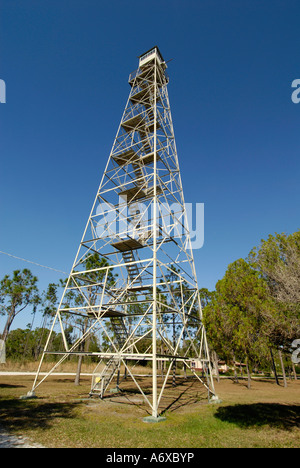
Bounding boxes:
0 373 299 448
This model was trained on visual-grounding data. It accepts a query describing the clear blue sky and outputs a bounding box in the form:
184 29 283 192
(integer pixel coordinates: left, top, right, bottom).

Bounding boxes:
0 0 299 330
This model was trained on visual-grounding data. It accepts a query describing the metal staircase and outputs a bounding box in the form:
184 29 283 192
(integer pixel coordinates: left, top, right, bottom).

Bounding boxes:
122 251 142 289
90 317 130 398
90 357 121 398
111 317 130 348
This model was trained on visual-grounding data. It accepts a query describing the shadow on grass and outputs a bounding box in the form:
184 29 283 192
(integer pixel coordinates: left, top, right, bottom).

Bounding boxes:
0 399 76 432
215 403 300 431
160 379 208 415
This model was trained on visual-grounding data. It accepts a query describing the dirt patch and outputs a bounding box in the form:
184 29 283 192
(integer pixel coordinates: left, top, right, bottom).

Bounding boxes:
0 424 45 448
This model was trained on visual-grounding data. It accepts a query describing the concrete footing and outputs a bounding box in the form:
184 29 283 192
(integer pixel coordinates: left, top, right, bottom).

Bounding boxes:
110 387 121 394
209 395 222 404
143 416 167 423
19 391 37 400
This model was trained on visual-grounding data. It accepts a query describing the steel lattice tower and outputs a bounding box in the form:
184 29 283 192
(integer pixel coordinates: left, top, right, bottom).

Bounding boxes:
30 47 219 420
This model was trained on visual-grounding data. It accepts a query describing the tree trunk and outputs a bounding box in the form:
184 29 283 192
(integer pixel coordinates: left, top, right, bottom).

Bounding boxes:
74 318 89 386
212 351 220 383
270 348 280 386
233 354 239 383
278 349 287 388
246 360 251 390
292 362 297 381
75 355 83 386
160 344 164 378
1 308 16 342
124 360 128 380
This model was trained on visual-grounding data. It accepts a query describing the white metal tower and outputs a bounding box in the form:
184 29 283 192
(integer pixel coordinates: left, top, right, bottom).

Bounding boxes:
29 47 219 420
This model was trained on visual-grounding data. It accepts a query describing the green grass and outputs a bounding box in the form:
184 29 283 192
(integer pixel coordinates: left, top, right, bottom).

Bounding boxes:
0 375 299 448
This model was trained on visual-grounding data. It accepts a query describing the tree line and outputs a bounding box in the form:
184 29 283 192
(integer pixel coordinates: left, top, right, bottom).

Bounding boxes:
0 229 299 388
202 229 300 387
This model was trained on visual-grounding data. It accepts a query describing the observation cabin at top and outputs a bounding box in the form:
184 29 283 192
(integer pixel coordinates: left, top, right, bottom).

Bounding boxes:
139 46 165 68
128 46 169 89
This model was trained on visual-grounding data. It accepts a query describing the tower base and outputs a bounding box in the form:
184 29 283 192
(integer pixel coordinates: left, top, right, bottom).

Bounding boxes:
209 395 222 404
143 416 167 423
20 391 37 400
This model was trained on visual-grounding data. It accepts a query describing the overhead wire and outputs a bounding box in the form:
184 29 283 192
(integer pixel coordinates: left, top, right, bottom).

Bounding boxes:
0 250 67 275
